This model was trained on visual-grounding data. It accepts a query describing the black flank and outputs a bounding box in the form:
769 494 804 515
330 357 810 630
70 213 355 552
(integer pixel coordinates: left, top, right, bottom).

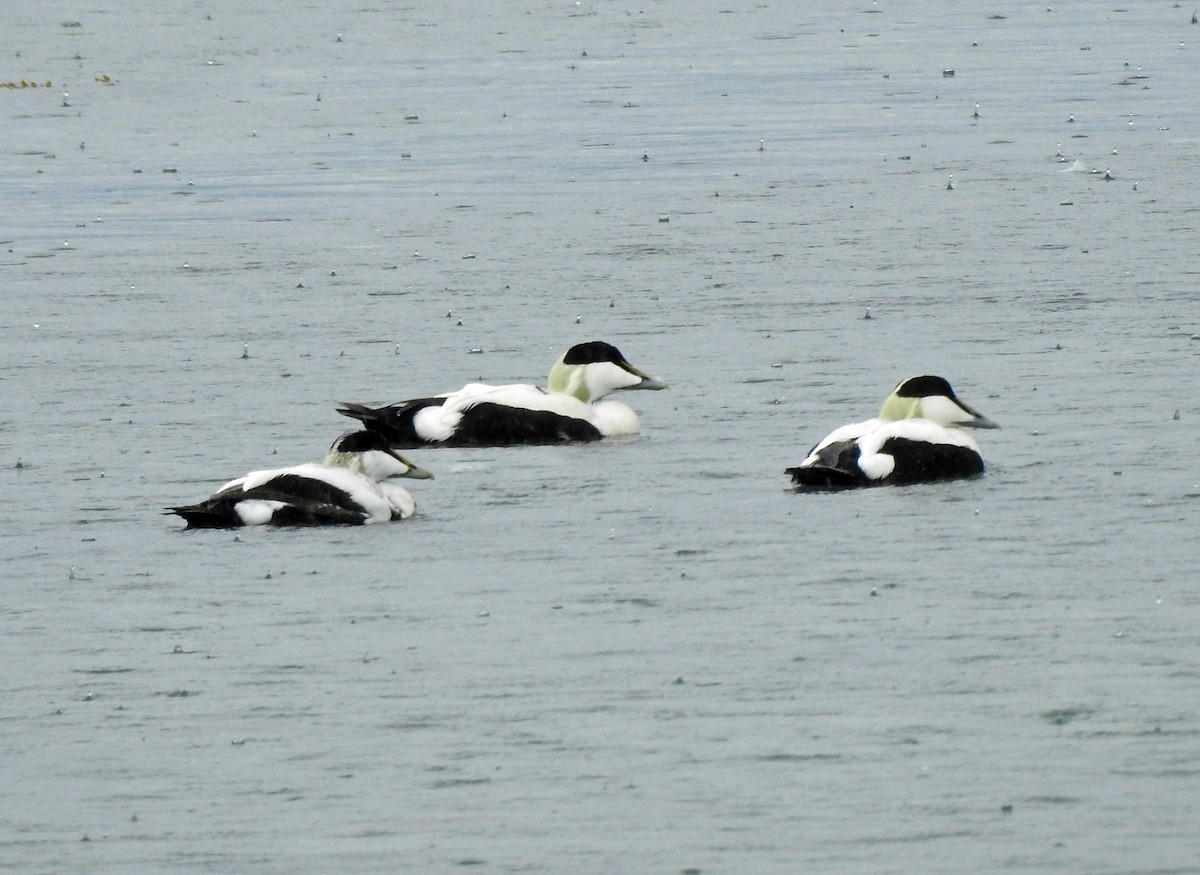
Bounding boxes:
878 437 984 484
448 403 602 446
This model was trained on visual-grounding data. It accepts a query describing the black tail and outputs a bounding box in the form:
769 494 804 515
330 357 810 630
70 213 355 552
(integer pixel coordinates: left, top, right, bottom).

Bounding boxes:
335 398 440 447
167 503 241 528
785 465 861 490
335 400 379 423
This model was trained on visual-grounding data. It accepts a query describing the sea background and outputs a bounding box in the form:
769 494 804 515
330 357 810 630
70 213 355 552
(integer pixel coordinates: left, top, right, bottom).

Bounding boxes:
2 1 1199 872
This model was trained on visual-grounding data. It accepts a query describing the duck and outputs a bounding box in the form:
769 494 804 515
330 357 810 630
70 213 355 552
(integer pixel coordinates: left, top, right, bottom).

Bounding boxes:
786 375 998 490
169 430 434 528
336 340 668 447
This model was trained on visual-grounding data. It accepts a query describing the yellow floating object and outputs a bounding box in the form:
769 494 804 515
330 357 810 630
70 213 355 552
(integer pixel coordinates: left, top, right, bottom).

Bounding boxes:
1 78 55 89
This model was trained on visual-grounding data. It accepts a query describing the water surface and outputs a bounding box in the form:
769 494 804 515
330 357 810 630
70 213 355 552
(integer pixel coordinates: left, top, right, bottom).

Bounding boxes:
3 1 1199 872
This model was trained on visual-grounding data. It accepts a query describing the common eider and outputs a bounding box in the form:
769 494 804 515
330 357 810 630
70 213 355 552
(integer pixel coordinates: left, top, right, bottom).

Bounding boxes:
170 431 433 527
337 341 667 447
787 375 998 490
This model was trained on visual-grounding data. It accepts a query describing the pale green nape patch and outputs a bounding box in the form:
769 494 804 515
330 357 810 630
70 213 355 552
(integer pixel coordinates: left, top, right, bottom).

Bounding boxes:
878 391 923 421
546 355 591 402
324 450 365 473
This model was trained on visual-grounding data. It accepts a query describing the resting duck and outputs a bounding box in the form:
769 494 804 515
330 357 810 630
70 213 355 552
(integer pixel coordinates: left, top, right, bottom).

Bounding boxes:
170 430 433 527
336 340 668 447
787 375 999 490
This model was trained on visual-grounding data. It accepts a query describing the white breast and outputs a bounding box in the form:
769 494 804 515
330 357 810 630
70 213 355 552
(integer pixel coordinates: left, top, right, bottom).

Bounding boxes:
589 400 641 436
376 481 417 520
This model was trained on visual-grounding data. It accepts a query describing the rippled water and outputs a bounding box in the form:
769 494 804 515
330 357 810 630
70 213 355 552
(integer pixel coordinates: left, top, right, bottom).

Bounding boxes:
3 1 1199 872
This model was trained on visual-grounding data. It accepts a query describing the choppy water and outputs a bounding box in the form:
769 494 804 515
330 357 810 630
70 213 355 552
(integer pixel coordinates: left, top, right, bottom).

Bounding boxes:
3 1 1199 872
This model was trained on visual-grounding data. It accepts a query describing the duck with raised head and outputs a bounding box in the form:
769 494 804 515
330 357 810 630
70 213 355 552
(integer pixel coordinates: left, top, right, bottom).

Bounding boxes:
170 430 434 527
337 340 668 447
787 375 998 490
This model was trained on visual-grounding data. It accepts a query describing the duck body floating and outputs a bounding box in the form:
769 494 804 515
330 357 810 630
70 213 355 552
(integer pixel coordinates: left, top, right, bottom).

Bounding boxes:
338 341 667 447
787 375 998 490
170 431 433 527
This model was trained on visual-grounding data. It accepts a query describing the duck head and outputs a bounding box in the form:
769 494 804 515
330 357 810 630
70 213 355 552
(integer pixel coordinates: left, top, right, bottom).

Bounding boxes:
546 341 668 402
878 375 999 429
324 431 435 481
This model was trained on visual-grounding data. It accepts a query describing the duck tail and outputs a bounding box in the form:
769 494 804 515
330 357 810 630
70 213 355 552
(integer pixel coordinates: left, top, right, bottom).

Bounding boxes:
785 465 860 490
335 400 375 422
167 504 237 528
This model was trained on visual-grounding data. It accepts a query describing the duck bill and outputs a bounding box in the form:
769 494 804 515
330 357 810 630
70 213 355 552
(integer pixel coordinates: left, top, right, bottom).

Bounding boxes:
961 408 1000 429
621 363 669 391
389 449 435 480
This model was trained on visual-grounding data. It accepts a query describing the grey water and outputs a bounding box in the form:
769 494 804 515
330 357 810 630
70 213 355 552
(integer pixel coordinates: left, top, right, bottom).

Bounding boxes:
2 1 1199 872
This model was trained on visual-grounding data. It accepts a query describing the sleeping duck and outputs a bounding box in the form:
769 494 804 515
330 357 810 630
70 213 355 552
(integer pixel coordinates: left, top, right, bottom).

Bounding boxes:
336 340 668 447
787 375 999 490
170 430 434 527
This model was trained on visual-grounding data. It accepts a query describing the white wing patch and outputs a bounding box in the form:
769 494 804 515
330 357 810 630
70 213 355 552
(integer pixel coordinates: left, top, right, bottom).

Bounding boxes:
235 499 288 526
413 405 463 442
